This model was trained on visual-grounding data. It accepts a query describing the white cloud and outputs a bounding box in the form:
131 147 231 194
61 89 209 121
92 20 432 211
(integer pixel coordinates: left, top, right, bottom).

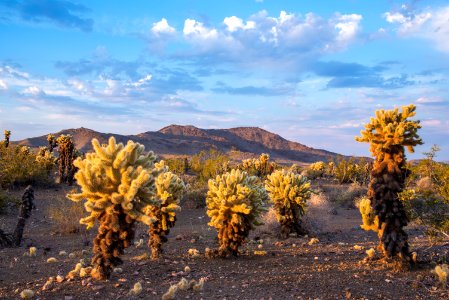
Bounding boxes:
334 14 363 45
0 79 7 90
22 86 43 96
130 74 152 87
223 16 255 32
151 18 175 35
384 5 449 53
183 19 218 40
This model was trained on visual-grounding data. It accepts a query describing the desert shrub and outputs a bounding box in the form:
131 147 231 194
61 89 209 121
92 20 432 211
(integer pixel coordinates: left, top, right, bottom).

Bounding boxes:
206 169 267 256
0 144 54 188
356 104 422 264
239 153 277 179
147 161 186 259
399 145 449 237
47 193 85 234
265 170 312 238
165 157 189 175
332 157 371 185
67 137 160 280
190 149 230 183
181 187 207 208
323 183 366 208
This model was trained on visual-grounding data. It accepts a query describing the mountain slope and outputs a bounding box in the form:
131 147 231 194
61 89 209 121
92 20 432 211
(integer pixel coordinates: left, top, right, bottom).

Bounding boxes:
17 125 342 163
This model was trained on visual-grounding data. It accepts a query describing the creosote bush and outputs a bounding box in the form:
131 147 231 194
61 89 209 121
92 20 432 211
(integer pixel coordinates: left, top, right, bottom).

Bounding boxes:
356 104 422 265
67 137 159 280
265 170 312 238
206 169 267 257
0 131 54 187
147 161 186 259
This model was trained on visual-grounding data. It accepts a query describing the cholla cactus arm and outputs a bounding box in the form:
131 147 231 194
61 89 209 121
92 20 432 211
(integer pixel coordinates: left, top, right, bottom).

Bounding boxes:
148 170 186 259
67 137 158 279
355 104 422 264
265 170 312 238
358 198 379 232
206 169 267 257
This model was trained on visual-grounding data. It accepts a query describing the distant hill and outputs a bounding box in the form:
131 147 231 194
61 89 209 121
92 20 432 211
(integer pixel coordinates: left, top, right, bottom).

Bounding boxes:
17 125 345 164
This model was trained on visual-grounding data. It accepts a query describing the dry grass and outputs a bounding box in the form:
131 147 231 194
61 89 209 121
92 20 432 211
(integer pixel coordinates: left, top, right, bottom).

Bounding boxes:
46 194 85 234
302 192 333 234
253 207 280 236
322 183 367 208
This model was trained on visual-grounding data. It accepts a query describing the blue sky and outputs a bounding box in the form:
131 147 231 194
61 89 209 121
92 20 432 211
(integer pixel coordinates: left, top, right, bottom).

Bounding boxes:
1 0 448 160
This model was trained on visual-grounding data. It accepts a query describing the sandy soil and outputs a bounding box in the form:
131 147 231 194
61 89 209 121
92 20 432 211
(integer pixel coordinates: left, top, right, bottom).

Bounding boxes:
0 186 448 300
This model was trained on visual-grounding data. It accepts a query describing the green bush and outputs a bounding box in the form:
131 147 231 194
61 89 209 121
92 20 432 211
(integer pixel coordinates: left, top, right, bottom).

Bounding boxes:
190 149 230 182
332 157 370 185
400 145 449 237
0 144 55 188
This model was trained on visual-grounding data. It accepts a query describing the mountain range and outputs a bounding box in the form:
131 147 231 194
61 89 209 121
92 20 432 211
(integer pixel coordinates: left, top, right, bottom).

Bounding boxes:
17 125 343 164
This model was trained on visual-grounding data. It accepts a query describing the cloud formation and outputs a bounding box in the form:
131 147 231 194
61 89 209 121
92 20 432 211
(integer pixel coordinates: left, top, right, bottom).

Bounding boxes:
0 0 93 31
384 4 449 53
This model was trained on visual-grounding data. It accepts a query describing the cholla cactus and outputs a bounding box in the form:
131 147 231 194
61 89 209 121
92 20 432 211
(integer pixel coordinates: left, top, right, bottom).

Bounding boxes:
265 170 312 238
147 161 186 259
47 134 57 153
240 153 276 178
56 134 76 185
358 197 379 232
3 130 11 148
36 147 56 175
67 137 159 280
206 169 267 256
356 104 422 264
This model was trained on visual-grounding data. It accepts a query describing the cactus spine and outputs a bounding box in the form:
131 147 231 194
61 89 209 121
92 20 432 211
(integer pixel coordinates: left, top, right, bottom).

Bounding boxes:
355 104 422 264
206 169 267 257
265 170 312 238
147 161 186 259
67 137 159 279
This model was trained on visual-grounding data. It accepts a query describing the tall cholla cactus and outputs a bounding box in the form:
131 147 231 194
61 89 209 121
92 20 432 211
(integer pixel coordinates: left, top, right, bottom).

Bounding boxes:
47 134 57 153
206 169 267 257
265 170 312 238
147 161 186 260
355 104 422 264
57 134 76 185
67 137 159 280
3 130 11 148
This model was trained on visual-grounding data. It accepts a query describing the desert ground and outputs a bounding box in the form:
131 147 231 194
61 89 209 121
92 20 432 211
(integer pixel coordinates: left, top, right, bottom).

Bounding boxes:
0 183 448 300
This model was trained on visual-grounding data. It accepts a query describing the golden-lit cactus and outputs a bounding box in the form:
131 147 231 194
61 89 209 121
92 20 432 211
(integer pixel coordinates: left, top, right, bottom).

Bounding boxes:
67 137 159 280
355 104 422 264
147 161 186 260
3 130 11 148
47 134 57 153
206 169 267 257
36 147 56 175
358 197 379 232
56 134 76 185
240 153 276 178
265 170 312 238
